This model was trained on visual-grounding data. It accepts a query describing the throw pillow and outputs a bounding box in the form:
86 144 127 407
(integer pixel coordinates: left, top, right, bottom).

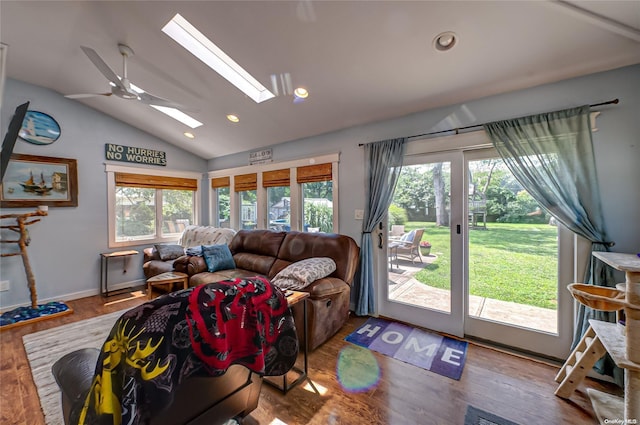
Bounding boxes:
201 244 236 273
185 246 203 256
155 244 185 261
272 257 336 290
400 229 416 242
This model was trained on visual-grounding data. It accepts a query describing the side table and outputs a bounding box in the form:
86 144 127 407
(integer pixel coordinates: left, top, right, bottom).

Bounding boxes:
146 271 189 299
265 290 312 393
100 250 138 297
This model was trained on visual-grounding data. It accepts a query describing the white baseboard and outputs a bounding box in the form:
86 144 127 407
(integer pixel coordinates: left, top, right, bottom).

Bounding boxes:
0 279 146 313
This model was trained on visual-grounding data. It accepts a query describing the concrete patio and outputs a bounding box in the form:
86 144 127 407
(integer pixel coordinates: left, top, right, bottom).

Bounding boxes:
388 254 558 334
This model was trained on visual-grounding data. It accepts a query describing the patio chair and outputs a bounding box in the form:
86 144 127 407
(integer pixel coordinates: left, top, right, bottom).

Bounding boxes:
395 228 424 264
390 225 405 238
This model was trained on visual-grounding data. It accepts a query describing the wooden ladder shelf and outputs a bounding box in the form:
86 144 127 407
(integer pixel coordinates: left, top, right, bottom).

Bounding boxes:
554 325 607 399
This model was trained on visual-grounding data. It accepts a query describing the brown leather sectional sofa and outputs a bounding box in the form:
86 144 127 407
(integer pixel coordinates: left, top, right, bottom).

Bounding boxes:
145 229 360 351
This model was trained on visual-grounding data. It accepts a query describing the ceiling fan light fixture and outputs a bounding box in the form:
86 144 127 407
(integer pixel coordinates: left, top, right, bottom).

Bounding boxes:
150 105 203 128
162 14 275 103
226 114 240 123
433 31 457 52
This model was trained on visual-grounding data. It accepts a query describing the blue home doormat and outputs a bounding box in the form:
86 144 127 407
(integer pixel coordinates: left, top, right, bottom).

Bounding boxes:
345 317 468 380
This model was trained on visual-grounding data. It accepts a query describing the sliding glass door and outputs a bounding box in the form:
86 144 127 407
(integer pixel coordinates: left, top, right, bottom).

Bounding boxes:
379 143 575 359
380 151 465 337
463 149 574 359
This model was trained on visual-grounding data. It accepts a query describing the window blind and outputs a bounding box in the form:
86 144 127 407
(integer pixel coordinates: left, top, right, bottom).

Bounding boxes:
115 172 197 191
234 173 257 192
262 169 290 187
211 176 230 189
297 163 332 183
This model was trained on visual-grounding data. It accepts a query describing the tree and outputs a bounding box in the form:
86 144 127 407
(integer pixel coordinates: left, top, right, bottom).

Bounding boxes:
433 163 449 226
393 166 433 221
303 181 332 200
304 202 333 232
162 190 194 223
218 188 230 222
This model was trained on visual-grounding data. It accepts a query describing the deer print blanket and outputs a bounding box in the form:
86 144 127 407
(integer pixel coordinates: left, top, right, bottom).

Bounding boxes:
78 276 297 425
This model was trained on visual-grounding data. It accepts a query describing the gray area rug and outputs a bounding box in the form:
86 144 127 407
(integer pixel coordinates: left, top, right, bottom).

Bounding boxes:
22 309 127 425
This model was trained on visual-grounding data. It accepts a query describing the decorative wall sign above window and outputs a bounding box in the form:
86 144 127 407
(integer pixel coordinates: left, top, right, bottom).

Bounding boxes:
249 148 272 165
19 111 61 145
105 143 166 166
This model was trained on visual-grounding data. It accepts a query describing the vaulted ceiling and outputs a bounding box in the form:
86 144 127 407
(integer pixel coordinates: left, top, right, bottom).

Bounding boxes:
2 1 639 159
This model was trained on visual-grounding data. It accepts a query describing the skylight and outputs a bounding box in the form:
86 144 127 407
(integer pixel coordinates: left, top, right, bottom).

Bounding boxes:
150 105 203 128
162 13 275 103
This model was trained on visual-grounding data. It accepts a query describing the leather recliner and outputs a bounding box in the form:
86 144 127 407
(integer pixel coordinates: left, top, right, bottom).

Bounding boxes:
52 348 262 425
172 230 360 351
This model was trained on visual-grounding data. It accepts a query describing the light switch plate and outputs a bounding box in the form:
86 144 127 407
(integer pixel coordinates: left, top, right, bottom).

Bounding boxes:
354 209 364 220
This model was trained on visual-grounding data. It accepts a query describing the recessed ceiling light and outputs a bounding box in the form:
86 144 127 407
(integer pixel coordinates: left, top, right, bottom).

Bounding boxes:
183 132 195 139
433 31 457 52
150 105 203 128
294 87 309 99
162 14 275 103
227 114 239 123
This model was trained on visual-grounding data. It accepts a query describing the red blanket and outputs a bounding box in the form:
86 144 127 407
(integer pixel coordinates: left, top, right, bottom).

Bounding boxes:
77 277 297 425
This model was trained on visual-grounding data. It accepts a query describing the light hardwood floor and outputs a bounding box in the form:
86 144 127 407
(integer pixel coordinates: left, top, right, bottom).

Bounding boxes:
0 291 622 425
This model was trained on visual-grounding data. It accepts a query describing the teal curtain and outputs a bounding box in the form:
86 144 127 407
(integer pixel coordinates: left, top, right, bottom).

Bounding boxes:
483 106 620 382
351 138 406 316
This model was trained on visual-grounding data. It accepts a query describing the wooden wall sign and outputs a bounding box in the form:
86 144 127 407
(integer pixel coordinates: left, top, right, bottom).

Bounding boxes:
105 143 166 166
249 148 272 165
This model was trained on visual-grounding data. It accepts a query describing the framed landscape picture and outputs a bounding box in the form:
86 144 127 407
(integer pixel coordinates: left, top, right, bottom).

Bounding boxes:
0 154 78 207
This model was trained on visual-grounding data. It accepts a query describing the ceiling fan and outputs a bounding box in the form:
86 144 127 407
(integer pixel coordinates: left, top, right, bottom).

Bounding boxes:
65 44 186 109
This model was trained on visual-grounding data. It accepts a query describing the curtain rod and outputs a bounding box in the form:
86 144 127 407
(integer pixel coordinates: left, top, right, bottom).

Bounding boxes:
358 98 619 147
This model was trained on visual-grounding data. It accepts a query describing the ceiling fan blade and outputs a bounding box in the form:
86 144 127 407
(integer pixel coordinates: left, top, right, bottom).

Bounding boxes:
80 46 126 90
138 91 195 111
64 92 113 99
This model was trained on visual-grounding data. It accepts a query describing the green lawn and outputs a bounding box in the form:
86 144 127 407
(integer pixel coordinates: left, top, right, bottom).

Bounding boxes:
405 222 558 310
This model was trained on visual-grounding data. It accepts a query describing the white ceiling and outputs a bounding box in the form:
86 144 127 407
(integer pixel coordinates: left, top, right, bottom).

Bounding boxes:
2 1 639 160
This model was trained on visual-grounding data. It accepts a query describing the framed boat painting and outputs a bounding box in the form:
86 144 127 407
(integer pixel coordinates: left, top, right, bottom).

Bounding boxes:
0 154 78 207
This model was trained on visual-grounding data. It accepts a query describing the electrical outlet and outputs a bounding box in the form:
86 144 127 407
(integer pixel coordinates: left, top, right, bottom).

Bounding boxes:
0 280 9 292
354 209 364 220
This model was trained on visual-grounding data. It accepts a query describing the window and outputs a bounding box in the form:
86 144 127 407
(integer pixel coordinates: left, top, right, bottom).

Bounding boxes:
298 163 333 233
107 166 200 247
235 173 257 230
263 169 290 231
211 177 231 228
208 153 339 232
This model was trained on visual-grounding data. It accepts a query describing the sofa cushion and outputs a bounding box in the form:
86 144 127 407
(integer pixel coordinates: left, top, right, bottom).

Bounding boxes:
229 230 286 276
272 257 336 290
189 268 264 287
270 232 359 284
202 244 236 273
155 244 185 261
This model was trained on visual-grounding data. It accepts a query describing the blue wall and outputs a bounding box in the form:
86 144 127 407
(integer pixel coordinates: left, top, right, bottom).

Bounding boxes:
210 64 640 257
2 64 638 310
0 79 207 309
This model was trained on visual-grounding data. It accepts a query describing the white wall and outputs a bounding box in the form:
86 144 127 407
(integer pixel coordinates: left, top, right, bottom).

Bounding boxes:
0 79 207 309
209 64 640 262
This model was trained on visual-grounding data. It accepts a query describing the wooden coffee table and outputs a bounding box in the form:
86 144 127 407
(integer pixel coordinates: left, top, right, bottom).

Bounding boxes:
146 271 189 299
